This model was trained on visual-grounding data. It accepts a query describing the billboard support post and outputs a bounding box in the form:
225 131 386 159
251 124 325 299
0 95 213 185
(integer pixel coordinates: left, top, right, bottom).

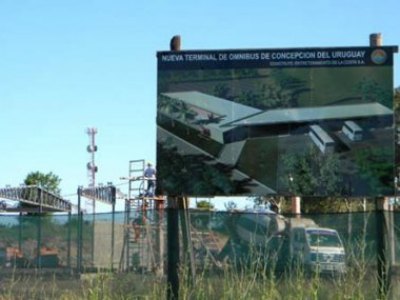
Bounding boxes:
166 35 182 300
370 33 383 47
370 33 391 299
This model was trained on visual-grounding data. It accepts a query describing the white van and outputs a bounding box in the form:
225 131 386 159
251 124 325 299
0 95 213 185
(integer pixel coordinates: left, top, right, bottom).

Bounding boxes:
290 223 346 274
309 125 335 154
342 120 363 141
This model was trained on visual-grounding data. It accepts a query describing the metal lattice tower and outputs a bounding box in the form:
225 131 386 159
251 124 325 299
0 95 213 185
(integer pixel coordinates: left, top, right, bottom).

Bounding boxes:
86 127 98 214
86 127 98 188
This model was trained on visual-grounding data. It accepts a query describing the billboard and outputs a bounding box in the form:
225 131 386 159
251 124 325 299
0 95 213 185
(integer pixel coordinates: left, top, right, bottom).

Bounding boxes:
157 46 397 197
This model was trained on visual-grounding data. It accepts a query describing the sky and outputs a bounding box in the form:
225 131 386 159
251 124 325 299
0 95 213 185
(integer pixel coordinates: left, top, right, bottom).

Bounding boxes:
0 0 399 212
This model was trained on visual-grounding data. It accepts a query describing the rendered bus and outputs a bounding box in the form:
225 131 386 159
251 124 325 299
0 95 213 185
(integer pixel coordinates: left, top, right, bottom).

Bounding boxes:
309 125 335 154
342 120 363 141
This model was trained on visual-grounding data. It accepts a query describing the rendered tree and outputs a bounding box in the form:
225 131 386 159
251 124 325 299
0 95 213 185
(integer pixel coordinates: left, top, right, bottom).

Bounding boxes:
157 143 253 196
354 147 393 196
176 102 197 123
395 87 400 120
280 146 342 197
214 83 231 99
233 70 307 110
357 78 392 108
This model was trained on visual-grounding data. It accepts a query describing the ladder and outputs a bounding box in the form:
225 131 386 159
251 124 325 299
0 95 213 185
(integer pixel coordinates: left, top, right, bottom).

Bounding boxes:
122 160 145 271
128 159 146 201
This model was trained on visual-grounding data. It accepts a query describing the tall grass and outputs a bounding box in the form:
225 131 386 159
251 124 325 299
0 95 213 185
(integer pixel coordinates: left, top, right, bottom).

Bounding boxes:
0 243 393 300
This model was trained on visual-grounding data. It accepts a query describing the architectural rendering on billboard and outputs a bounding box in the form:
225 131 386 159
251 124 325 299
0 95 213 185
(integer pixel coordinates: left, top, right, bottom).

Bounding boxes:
156 46 397 197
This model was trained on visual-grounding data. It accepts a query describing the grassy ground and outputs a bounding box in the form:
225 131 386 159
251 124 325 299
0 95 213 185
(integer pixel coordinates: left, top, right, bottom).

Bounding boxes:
0 271 165 300
0 264 394 300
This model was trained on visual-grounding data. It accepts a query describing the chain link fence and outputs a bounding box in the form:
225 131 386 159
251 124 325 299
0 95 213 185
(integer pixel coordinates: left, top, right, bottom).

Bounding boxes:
0 209 399 298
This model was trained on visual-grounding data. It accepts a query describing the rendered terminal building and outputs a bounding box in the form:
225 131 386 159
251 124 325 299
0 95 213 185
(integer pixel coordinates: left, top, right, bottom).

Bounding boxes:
160 91 392 144
157 91 394 196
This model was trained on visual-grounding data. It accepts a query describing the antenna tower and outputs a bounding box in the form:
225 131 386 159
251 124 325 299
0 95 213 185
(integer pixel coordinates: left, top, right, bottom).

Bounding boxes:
86 127 98 187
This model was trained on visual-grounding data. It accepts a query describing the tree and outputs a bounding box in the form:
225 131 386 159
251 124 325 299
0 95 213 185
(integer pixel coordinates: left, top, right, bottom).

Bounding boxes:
24 171 61 195
224 201 238 211
196 200 214 210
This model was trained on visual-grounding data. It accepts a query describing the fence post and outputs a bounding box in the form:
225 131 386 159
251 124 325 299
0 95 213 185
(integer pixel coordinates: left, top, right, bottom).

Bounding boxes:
111 186 116 271
37 188 42 269
18 212 22 253
291 196 301 215
375 198 388 298
67 210 72 273
167 196 180 300
77 187 82 275
179 197 196 283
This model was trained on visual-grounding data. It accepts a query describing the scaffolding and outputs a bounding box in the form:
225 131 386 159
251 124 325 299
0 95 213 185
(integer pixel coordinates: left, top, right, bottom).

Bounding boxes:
119 160 165 273
117 160 218 275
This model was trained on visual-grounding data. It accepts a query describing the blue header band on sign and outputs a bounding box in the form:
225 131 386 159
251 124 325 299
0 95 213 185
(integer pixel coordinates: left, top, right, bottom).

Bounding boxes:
157 46 397 70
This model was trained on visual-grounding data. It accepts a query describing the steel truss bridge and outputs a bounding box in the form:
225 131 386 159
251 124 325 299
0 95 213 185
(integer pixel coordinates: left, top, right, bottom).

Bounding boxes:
0 185 71 212
78 185 116 206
